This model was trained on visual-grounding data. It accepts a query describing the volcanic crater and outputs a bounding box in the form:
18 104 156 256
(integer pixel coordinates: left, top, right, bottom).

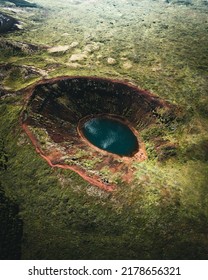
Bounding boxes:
21 76 175 191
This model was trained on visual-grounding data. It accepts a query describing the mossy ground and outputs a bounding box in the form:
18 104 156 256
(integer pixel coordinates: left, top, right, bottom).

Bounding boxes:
0 0 208 259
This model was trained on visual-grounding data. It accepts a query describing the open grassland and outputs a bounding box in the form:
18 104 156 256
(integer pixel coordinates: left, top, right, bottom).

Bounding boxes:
0 0 208 259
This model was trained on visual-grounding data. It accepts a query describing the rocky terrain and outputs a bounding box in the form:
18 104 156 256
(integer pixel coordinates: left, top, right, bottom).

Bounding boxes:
0 12 19 33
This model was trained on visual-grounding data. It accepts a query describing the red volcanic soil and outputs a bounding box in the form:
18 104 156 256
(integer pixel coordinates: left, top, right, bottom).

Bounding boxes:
21 76 177 191
22 122 116 191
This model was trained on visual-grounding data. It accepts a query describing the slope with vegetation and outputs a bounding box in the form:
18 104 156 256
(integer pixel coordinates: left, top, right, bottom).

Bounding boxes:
0 0 208 259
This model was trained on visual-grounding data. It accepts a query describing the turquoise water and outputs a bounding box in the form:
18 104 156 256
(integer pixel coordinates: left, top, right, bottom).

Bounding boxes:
82 117 138 156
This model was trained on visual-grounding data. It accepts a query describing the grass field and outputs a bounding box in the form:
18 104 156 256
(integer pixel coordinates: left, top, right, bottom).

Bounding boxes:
0 0 208 259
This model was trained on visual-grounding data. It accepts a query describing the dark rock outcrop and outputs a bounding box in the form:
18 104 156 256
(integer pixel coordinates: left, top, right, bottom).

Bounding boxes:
0 39 43 54
0 12 19 33
1 0 37 8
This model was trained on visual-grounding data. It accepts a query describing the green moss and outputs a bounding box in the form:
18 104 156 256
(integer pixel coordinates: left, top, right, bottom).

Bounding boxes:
29 127 49 146
2 67 40 91
81 158 102 169
0 0 208 260
0 184 23 260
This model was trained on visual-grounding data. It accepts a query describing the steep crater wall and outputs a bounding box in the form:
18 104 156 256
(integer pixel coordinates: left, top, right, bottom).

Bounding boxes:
24 76 173 128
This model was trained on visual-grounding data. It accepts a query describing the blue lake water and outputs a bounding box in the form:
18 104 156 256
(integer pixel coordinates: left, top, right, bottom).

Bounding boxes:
82 117 138 156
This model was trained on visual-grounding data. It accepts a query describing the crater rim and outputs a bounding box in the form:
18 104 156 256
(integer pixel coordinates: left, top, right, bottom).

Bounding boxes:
21 75 176 191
